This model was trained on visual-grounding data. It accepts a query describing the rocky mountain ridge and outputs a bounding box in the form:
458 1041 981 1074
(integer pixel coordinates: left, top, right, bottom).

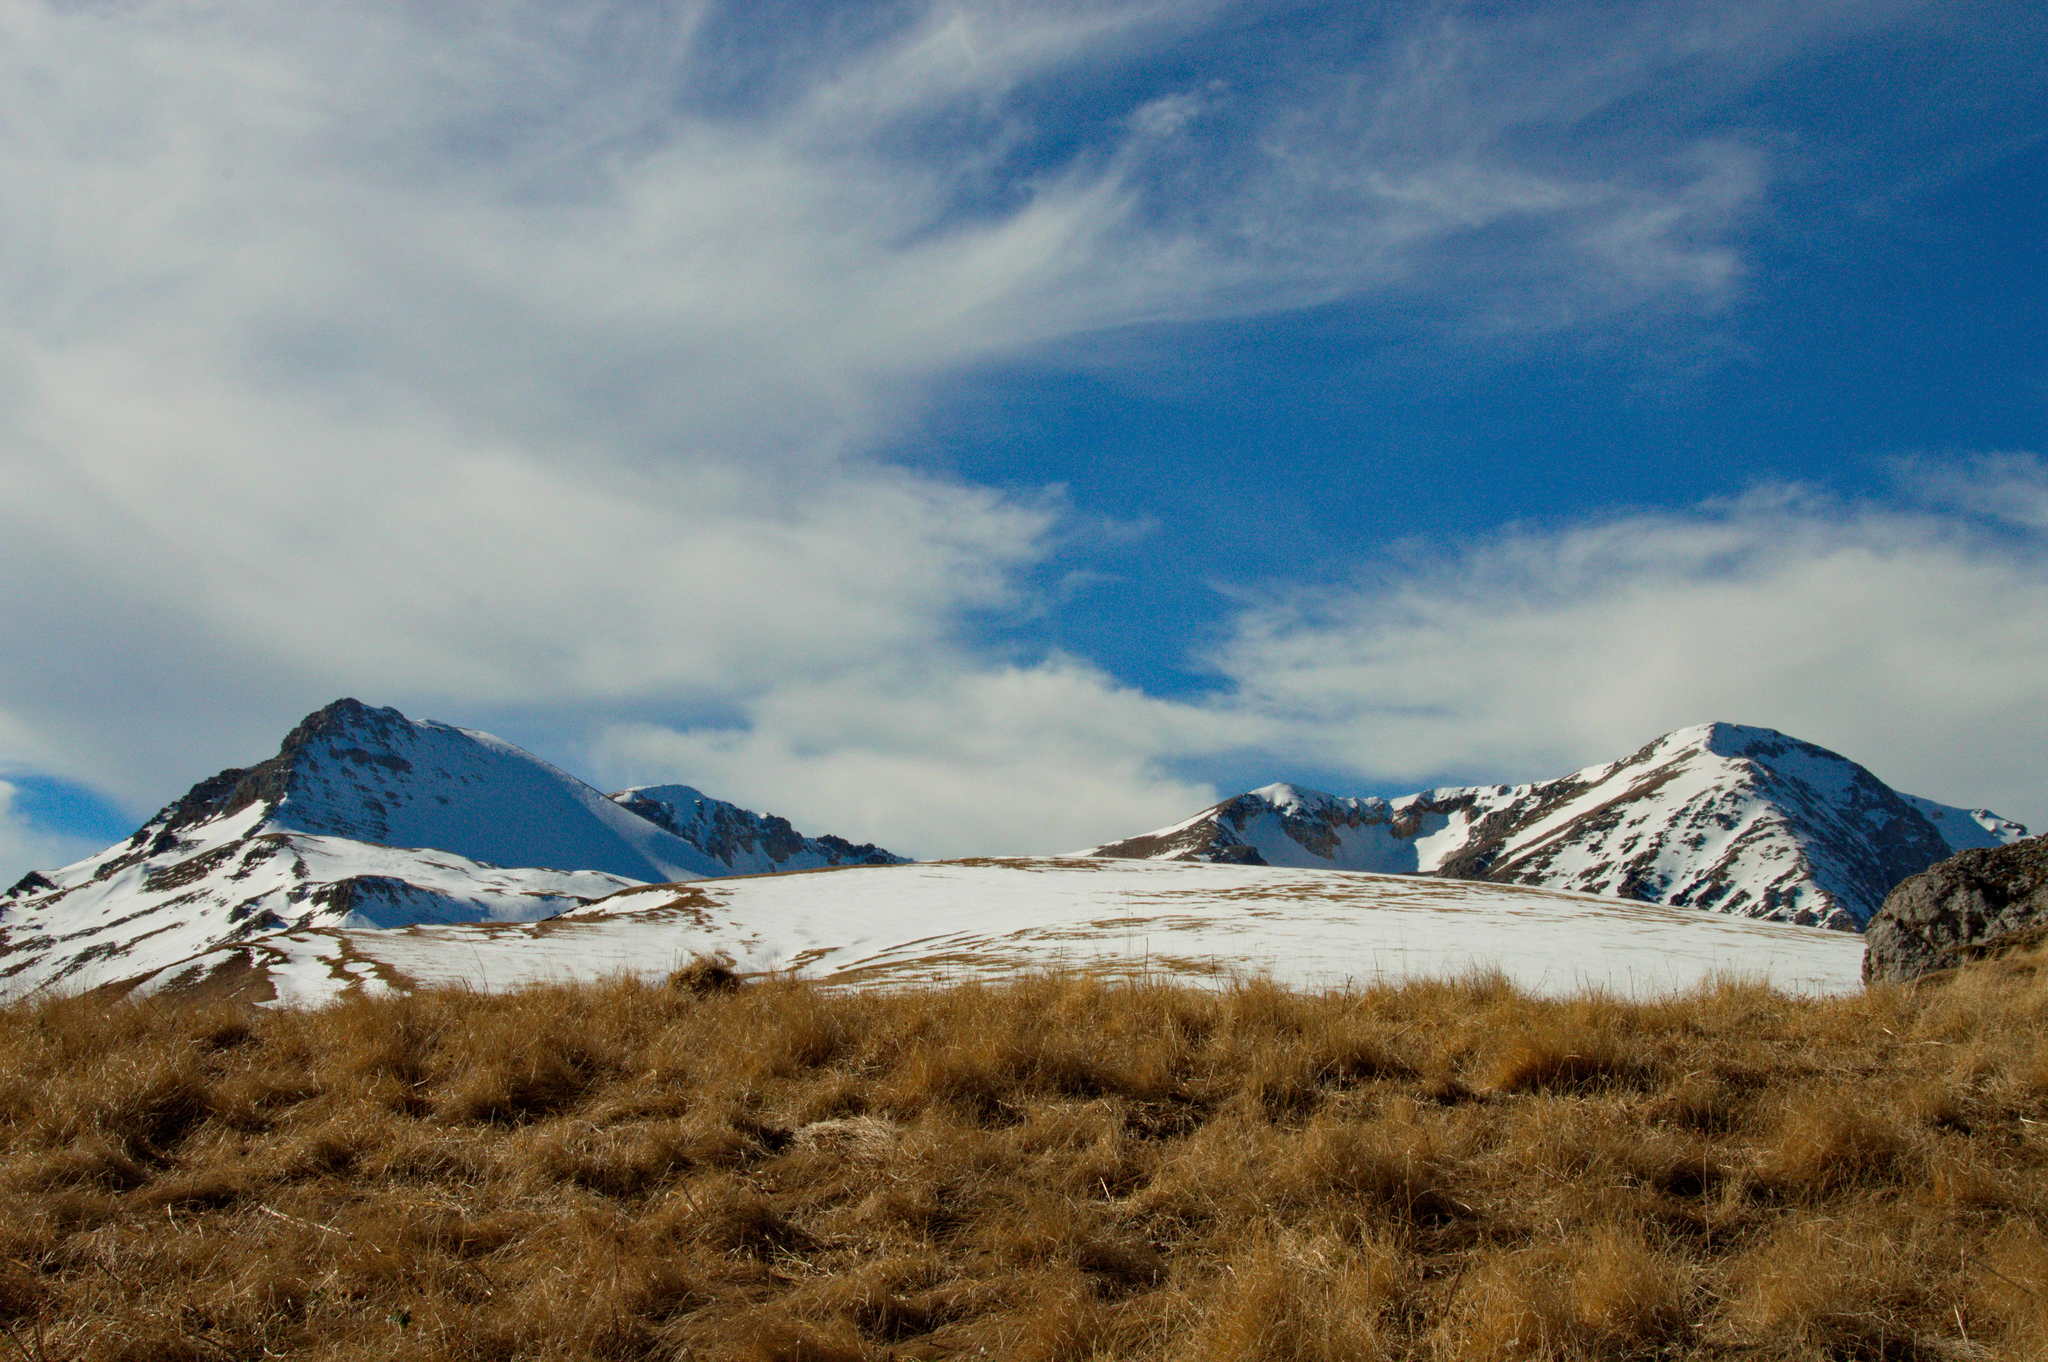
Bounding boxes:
1084 723 2026 930
4 706 2024 1002
610 785 897 877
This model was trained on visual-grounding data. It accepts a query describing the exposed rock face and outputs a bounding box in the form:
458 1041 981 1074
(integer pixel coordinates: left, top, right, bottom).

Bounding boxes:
2 870 54 900
1862 836 2048 983
610 786 904 874
154 698 409 841
1086 724 2028 931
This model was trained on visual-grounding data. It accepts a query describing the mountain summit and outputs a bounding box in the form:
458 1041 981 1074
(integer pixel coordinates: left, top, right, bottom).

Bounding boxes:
0 699 900 1000
1083 723 2026 930
154 699 723 884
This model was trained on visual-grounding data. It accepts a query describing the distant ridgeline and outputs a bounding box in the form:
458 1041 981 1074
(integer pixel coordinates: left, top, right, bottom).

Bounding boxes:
1084 723 2024 931
0 703 2020 1005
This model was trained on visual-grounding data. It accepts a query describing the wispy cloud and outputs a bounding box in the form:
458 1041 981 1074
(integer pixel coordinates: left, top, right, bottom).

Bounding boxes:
0 0 1980 860
1212 454 2048 825
599 453 2048 854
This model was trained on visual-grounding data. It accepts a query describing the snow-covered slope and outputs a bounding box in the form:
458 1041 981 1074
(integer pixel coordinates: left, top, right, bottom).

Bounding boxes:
1085 724 2030 931
0 699 900 1001
114 858 1864 1008
1896 793 2027 851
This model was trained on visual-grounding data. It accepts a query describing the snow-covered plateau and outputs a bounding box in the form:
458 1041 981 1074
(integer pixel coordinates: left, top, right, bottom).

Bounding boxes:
122 857 1865 1008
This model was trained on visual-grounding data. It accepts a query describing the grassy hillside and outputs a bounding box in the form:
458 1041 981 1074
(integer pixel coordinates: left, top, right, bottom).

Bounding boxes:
3 952 2046 1361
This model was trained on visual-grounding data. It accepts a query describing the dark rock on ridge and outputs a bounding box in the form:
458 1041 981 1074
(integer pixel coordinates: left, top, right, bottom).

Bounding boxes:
611 790 899 870
1863 836 2048 983
157 698 402 839
4 869 56 900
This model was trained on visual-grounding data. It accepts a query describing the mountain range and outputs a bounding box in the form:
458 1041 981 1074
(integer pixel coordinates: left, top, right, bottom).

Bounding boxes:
1085 723 2024 930
0 699 899 1000
0 702 2025 1003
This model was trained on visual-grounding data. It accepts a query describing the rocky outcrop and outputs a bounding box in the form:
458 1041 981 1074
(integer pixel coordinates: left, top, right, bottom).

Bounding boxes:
1862 836 2048 984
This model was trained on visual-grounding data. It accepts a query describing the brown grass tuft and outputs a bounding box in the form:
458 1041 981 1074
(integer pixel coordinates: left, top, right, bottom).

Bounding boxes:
1480 1013 1657 1096
1568 1224 1693 1349
1719 1214 1938 1358
1189 1230 1406 1361
433 1027 603 1125
1754 1086 1915 1198
669 951 745 996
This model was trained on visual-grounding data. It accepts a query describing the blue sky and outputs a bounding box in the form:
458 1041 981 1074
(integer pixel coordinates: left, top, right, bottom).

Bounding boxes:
1 0 2044 870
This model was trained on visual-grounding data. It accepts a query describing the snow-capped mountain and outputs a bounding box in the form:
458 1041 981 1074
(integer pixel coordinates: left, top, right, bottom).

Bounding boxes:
610 785 900 876
0 699 900 1001
113 858 1865 1008
1083 723 2028 931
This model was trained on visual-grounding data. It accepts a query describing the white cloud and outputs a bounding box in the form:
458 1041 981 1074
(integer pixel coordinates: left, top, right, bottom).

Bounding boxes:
0 0 1940 843
591 455 2048 857
0 0 1165 803
1903 451 2048 531
1211 457 2048 827
594 656 1251 857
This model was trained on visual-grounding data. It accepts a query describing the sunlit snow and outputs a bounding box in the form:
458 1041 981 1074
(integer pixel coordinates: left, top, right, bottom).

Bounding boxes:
126 857 1864 1008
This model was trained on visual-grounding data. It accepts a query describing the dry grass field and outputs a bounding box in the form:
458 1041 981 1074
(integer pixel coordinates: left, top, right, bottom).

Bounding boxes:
3 948 2047 1361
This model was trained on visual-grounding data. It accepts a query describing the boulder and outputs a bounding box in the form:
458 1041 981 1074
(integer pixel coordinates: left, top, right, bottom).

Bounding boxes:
1863 835 2048 984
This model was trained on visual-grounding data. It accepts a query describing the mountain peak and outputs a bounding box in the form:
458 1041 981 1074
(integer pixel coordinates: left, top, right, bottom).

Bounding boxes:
1092 724 2029 930
280 696 409 747
1242 782 1339 812
138 698 417 843
2 702 906 1000
1652 721 1802 759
